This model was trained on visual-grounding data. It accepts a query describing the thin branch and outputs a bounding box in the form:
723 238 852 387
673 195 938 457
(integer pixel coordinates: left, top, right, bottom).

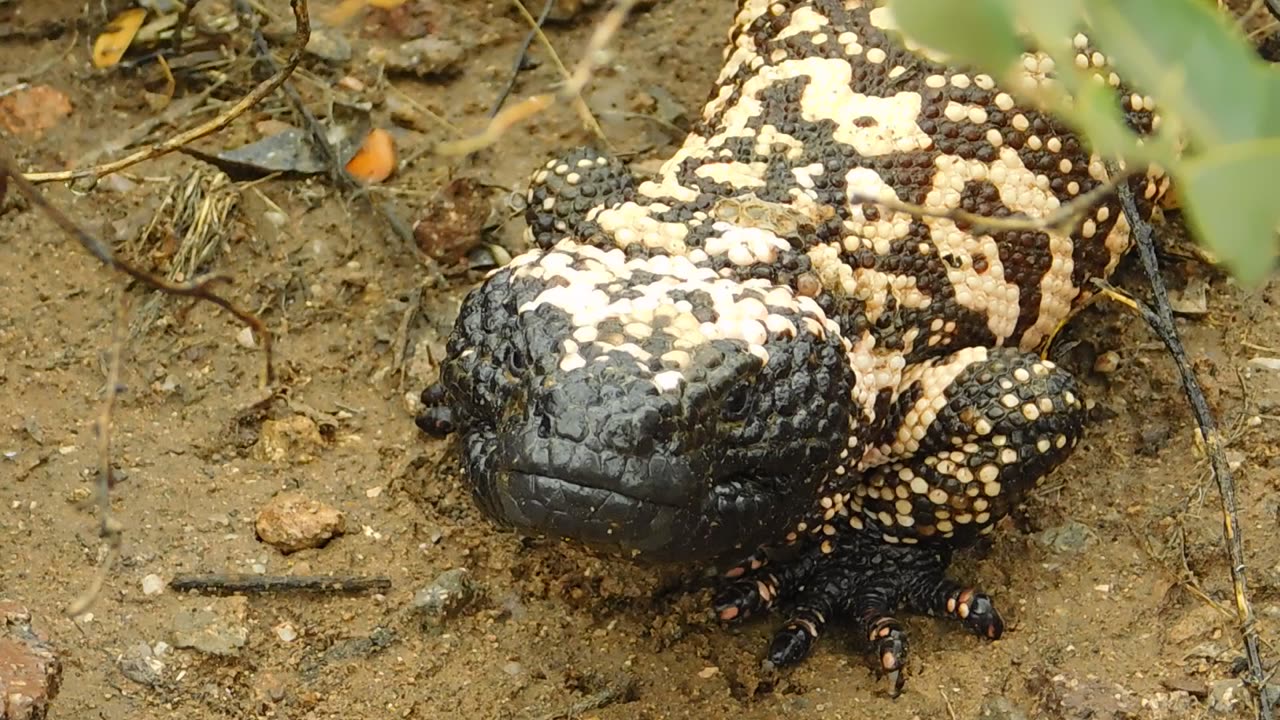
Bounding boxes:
170 574 392 595
437 0 642 156
22 0 312 185
1105 164 1274 720
490 0 556 118
848 174 1126 236
65 293 129 618
0 154 274 386
715 173 1127 240
509 0 610 149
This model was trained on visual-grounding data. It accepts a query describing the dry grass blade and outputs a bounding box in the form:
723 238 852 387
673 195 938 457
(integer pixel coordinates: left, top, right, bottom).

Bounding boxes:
22 0 312 185
436 0 642 156
130 166 241 337
507 0 610 148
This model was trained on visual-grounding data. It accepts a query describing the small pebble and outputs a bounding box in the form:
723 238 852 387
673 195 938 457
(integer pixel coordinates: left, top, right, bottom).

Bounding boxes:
1093 350 1121 374
118 642 164 687
412 568 477 620
274 622 298 642
374 37 464 77
1209 679 1245 713
255 493 346 553
304 26 352 63
1168 277 1209 315
253 415 325 463
979 695 1029 720
1035 521 1096 554
141 574 165 596
698 666 720 679
236 326 256 349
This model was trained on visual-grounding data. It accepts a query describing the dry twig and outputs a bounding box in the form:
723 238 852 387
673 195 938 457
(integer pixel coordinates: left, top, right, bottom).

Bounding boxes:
1104 165 1275 720
64 294 130 617
170 573 392 595
508 0 610 148
437 0 643 156
490 0 557 118
854 174 1126 236
0 155 274 386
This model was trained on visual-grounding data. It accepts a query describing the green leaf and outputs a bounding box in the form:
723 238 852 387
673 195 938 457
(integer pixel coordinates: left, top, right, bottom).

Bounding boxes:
1016 0 1081 49
1081 0 1272 148
1178 139 1280 287
1067 79 1151 160
886 0 1024 77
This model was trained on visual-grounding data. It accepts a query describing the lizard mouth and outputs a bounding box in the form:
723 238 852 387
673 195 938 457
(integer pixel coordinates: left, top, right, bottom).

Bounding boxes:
456 427 803 563
496 469 705 561
492 468 798 563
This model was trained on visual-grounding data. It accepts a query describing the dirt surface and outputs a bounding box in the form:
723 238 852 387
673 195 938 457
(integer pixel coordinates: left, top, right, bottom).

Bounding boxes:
2 2 1280 719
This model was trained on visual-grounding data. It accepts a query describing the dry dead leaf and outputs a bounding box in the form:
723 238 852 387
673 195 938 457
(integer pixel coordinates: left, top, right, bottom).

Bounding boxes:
323 0 408 25
93 8 147 68
345 128 397 183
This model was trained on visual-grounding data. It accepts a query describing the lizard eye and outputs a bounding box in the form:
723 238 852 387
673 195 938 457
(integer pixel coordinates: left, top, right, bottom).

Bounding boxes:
722 384 754 420
508 346 527 372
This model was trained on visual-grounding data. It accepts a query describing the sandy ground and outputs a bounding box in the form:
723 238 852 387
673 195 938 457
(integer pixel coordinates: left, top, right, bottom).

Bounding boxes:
2 1 1279 718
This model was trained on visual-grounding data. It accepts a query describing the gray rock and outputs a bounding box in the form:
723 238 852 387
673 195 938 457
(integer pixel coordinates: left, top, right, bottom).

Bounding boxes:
411 568 477 619
171 597 249 656
979 695 1029 720
1205 680 1280 715
377 38 464 77
1035 521 1097 554
118 642 164 687
305 26 352 64
1044 674 1140 719
1208 679 1245 714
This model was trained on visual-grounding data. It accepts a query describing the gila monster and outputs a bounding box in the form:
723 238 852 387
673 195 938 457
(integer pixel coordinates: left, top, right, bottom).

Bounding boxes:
417 0 1167 693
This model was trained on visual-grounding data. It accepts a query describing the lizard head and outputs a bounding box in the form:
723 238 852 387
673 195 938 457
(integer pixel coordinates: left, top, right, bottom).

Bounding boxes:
419 242 855 563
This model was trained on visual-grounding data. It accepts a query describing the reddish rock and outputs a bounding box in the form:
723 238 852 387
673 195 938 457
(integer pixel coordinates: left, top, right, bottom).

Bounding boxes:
0 86 72 138
0 602 61 720
255 493 346 553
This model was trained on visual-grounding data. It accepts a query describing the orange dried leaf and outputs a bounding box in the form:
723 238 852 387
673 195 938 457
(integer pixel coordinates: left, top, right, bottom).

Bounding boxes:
323 0 407 25
322 0 366 25
345 128 397 184
93 8 147 68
